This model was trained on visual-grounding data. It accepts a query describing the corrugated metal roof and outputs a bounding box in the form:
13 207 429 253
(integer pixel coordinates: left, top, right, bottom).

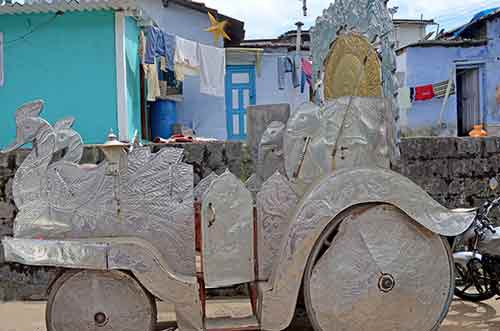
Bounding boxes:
0 0 138 15
396 39 488 54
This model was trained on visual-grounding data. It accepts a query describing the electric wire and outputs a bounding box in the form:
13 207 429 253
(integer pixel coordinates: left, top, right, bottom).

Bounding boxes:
1 12 61 49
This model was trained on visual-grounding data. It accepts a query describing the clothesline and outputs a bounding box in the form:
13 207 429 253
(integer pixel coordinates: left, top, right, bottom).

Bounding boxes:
141 23 227 100
138 14 313 101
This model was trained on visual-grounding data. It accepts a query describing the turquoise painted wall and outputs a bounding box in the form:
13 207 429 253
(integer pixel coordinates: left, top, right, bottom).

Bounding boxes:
125 16 142 140
0 11 117 147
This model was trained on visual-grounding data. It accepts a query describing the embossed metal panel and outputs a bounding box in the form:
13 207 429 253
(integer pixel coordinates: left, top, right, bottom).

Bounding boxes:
284 98 396 195
307 206 453 331
3 102 196 276
202 171 254 288
257 121 287 183
256 172 298 280
2 237 108 269
311 0 400 155
194 172 218 203
324 34 382 100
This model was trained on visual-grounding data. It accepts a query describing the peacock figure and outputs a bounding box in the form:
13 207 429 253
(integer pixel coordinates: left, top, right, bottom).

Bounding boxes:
2 101 196 276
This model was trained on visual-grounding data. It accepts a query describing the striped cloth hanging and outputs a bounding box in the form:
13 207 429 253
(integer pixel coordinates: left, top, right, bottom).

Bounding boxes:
433 80 456 98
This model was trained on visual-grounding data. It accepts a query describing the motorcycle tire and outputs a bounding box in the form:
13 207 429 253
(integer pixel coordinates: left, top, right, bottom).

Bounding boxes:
454 261 496 302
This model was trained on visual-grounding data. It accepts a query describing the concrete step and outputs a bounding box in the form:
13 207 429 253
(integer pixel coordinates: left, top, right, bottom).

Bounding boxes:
205 316 259 330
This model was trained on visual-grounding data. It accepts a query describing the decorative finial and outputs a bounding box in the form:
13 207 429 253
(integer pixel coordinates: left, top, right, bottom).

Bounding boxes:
106 129 118 143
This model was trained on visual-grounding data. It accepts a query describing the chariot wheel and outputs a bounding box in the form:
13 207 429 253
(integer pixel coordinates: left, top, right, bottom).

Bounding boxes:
46 270 157 331
304 205 454 331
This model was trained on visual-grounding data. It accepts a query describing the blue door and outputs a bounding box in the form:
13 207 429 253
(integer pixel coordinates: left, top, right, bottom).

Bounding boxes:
225 65 256 140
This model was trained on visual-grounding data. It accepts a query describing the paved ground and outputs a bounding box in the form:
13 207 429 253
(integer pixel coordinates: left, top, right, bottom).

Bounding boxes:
1 298 500 330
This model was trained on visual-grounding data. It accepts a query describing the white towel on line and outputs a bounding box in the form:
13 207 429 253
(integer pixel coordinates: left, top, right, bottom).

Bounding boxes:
174 36 200 80
198 43 226 97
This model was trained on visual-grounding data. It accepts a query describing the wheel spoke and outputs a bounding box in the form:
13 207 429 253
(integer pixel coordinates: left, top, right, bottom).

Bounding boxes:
461 282 473 293
474 278 485 294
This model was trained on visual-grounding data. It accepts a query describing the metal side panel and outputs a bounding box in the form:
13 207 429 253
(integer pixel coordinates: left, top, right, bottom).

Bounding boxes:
202 170 255 288
2 237 108 269
194 172 219 203
2 237 204 330
256 172 298 281
106 238 204 331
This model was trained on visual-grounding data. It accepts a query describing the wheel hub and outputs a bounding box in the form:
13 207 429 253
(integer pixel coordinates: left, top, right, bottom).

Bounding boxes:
94 312 108 327
378 273 395 293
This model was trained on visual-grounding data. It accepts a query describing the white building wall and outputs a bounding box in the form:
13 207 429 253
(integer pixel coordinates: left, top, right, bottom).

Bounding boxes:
395 24 426 49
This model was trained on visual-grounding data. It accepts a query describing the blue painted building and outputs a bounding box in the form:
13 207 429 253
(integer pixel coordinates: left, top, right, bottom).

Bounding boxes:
0 0 142 145
397 8 500 137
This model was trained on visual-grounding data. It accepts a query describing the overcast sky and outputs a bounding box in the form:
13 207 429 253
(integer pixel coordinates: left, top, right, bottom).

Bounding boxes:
202 0 500 39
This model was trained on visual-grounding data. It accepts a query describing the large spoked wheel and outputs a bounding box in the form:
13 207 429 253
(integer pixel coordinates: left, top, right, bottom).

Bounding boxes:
46 270 157 331
304 205 454 331
454 259 496 302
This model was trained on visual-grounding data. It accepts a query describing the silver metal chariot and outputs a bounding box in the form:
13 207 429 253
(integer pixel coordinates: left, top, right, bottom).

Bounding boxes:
1 1 475 330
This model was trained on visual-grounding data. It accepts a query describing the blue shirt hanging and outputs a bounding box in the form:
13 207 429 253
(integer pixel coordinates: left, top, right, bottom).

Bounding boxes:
144 26 164 64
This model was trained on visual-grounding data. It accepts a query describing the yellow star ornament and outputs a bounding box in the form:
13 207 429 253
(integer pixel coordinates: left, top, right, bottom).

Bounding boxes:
205 12 231 45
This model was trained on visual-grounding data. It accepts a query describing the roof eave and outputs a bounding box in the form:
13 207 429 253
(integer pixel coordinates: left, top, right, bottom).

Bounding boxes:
0 0 138 15
396 39 488 55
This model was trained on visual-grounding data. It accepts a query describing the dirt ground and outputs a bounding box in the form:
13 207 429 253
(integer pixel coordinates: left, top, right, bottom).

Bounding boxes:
1 298 500 331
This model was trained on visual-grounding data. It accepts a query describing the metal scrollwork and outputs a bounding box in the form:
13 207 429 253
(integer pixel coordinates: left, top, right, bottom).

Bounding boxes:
3 101 196 276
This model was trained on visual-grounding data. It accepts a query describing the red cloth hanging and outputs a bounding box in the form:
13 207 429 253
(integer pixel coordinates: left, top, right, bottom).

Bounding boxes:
414 84 435 101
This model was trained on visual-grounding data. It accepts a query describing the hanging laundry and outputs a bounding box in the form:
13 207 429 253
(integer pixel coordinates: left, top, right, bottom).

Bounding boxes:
433 80 456 98
301 71 307 94
397 87 412 110
226 48 263 77
198 43 226 97
277 56 287 90
144 59 161 102
277 56 299 90
256 51 263 77
413 84 435 101
163 32 176 71
144 26 164 65
138 31 146 64
174 36 200 81
291 57 300 88
301 58 312 83
301 58 313 93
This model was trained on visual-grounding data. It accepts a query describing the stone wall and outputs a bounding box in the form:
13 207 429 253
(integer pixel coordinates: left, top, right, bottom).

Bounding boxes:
397 137 500 209
2 137 500 301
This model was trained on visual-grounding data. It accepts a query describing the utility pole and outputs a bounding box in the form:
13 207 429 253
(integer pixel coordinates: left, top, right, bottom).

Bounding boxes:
296 21 304 52
300 0 307 17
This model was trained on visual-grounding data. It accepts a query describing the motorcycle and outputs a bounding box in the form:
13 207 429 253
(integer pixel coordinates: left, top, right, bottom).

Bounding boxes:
453 196 500 302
